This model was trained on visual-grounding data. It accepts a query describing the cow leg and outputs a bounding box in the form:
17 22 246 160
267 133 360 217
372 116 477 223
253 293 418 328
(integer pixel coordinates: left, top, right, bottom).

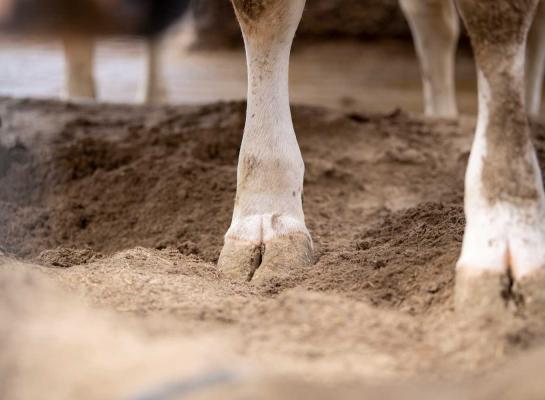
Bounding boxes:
140 38 165 104
62 36 96 100
399 0 460 117
455 0 545 310
218 0 312 283
527 0 545 117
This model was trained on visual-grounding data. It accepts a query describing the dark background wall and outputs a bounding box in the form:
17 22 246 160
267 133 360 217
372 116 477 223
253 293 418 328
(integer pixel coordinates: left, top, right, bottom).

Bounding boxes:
191 0 410 49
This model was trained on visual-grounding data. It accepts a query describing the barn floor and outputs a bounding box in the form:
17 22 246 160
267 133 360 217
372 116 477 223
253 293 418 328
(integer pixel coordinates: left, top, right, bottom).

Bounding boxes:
2 36 545 399
2 96 545 399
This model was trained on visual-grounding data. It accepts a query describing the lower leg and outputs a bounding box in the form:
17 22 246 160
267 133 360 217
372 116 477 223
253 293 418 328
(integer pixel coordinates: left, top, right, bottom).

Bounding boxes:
62 36 96 100
399 0 460 117
140 37 165 104
455 0 545 309
218 0 312 283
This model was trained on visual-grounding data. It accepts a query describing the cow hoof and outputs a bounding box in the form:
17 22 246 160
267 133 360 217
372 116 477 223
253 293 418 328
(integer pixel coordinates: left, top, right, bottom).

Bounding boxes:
218 232 313 284
456 202 545 314
455 269 515 315
514 270 545 316
456 267 545 317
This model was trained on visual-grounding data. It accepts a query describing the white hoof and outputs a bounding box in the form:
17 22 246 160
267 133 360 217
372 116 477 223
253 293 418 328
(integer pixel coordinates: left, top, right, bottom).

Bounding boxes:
457 201 545 311
218 214 312 283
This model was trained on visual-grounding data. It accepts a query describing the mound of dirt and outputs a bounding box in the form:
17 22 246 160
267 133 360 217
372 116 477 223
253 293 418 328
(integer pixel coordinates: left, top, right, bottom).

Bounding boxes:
2 98 545 398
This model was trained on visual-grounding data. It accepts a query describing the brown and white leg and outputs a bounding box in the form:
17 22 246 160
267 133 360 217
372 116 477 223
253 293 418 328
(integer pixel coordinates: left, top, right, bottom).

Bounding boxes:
140 37 165 104
455 0 545 309
62 36 96 100
526 0 545 117
218 0 312 283
399 0 460 117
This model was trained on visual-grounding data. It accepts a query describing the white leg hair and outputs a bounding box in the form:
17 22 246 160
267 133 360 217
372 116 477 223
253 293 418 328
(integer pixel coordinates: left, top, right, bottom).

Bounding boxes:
218 0 312 283
399 0 460 117
455 0 545 309
62 36 96 101
527 0 545 117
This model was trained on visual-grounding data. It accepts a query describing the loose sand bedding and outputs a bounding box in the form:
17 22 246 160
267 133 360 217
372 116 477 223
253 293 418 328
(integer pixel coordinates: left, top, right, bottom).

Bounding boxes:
2 98 545 399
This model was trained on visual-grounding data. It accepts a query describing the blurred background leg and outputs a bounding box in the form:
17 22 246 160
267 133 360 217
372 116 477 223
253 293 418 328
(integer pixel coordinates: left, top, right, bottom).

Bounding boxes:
63 36 96 100
399 0 460 117
140 37 165 104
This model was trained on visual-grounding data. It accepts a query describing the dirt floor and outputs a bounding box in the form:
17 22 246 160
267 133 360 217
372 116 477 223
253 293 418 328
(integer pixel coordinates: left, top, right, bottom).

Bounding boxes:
2 94 545 399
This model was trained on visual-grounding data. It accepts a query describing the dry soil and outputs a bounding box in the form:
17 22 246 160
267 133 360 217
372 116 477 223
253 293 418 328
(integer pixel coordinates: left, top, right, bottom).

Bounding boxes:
2 98 545 399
